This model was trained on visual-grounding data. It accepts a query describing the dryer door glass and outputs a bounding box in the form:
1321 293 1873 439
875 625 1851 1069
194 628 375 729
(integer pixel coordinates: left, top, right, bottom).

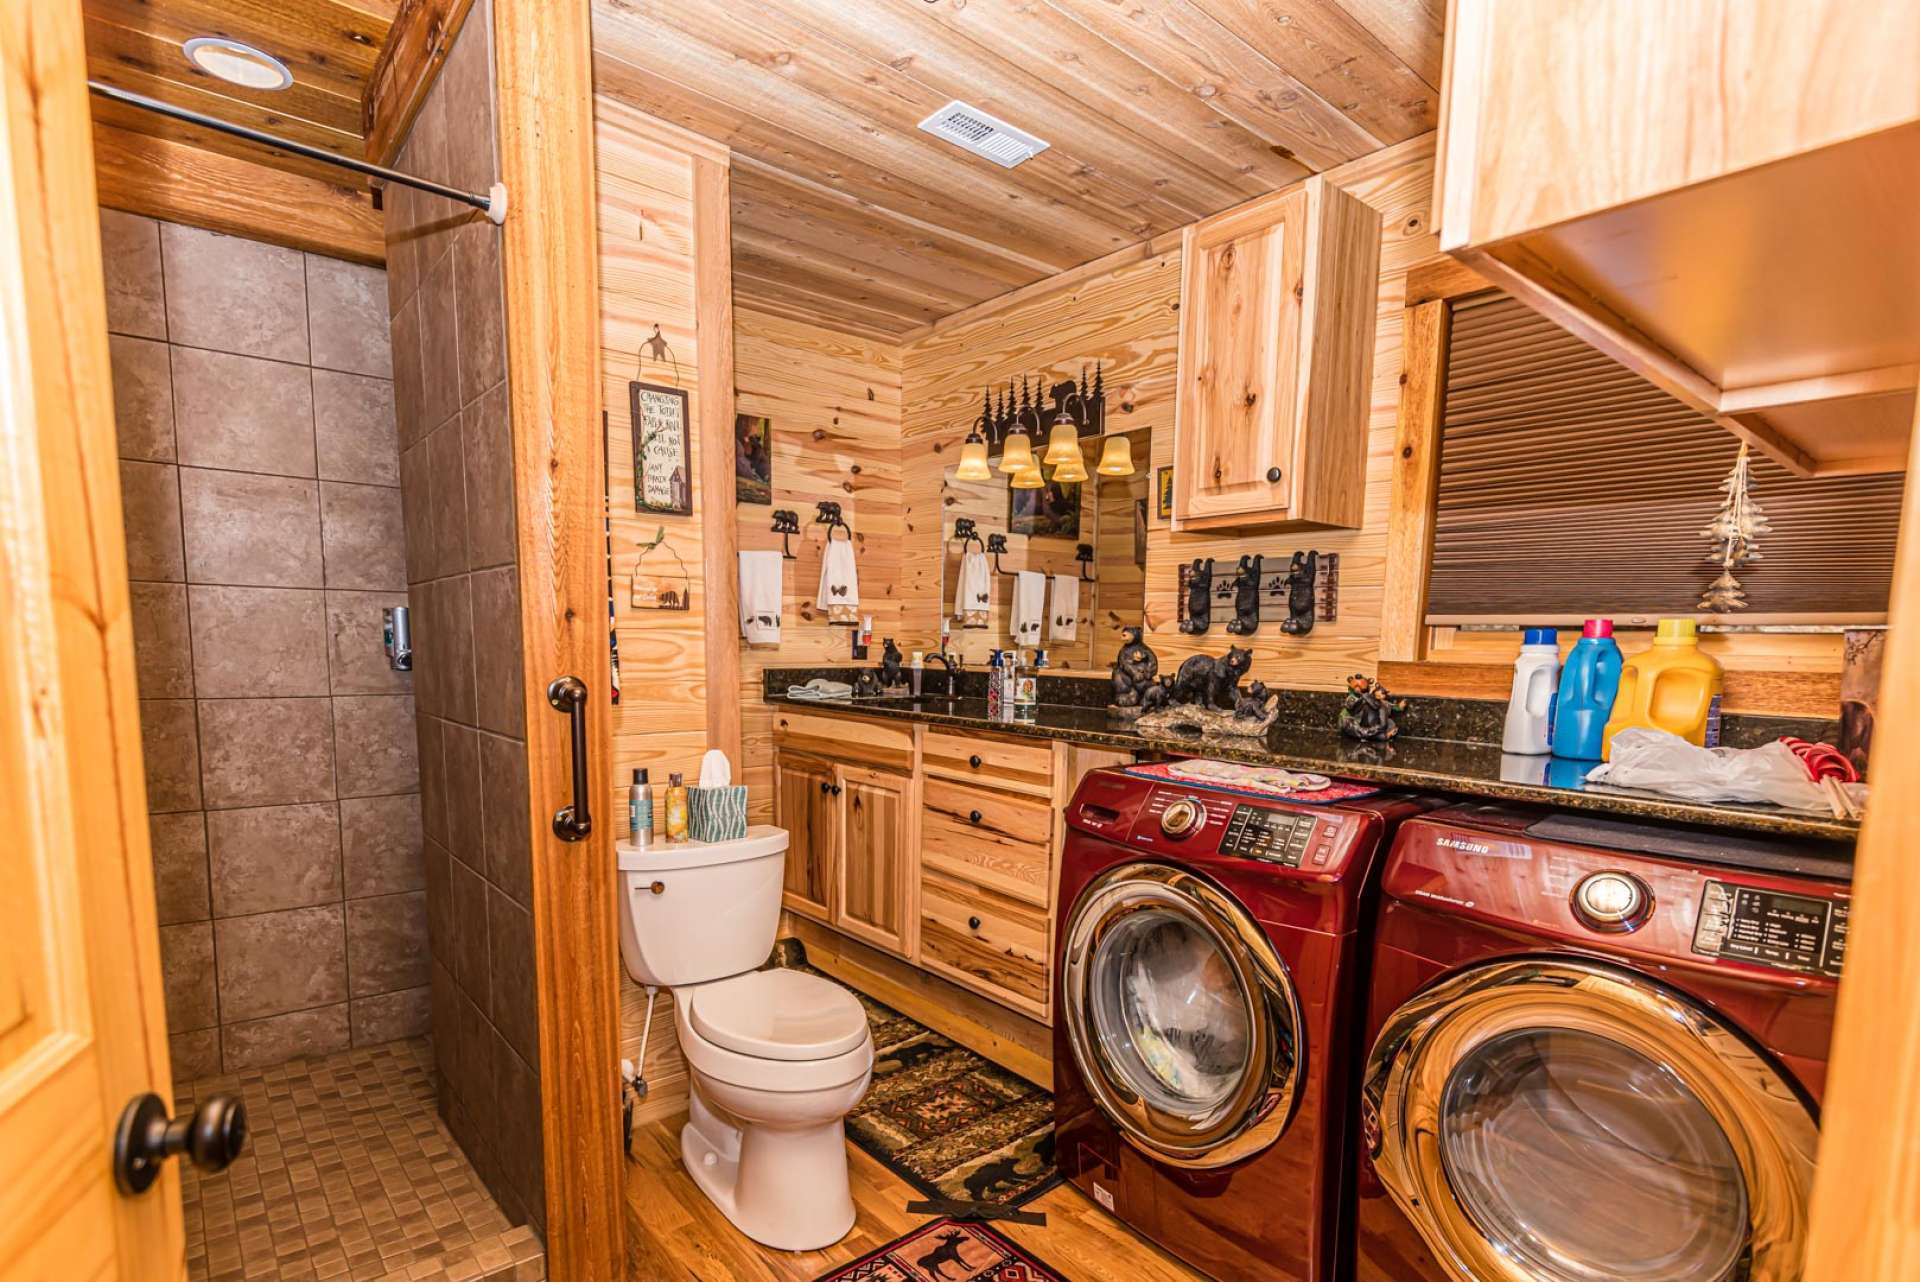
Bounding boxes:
1438 1027 1747 1282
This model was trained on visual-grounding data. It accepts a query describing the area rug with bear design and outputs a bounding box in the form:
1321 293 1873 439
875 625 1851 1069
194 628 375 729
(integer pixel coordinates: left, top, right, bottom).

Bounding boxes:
809 1218 1069 1282
771 940 1059 1208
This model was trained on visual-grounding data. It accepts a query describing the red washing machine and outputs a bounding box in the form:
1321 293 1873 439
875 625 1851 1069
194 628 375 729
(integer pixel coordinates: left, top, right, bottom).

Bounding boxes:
1355 803 1851 1282
1054 763 1438 1282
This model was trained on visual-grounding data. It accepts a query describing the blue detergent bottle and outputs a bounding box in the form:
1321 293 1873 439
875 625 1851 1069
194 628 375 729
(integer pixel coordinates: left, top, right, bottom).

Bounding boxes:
1551 618 1624 760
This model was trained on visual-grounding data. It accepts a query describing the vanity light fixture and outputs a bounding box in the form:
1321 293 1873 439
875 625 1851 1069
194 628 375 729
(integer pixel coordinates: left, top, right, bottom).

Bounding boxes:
1097 433 1136 477
1042 418 1083 467
182 37 294 91
1053 453 1089 484
955 428 992 481
1010 461 1046 489
999 430 1034 473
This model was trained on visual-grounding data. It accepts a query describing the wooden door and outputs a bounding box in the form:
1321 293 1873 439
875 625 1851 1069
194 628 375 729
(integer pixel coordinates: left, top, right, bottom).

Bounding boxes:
1174 186 1308 525
775 752 838 921
0 1 183 1276
834 766 916 958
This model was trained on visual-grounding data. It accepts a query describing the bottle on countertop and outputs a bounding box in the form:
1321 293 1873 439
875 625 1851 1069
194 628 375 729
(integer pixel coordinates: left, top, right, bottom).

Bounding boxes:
1501 628 1561 755
986 650 1004 719
1603 618 1725 756
664 772 690 842
1013 648 1038 722
910 650 925 697
628 767 652 848
1551 619 1625 760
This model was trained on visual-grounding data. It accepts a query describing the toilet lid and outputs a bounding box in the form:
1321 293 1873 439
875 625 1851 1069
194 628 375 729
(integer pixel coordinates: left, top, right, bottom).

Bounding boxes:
688 969 870 1062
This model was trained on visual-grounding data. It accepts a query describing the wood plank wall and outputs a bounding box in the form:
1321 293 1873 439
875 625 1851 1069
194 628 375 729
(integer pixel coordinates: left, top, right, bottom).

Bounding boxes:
734 308 905 822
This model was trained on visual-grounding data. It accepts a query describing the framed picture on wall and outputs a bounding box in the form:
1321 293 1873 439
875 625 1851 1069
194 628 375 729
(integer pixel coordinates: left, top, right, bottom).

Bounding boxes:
631 381 691 515
735 413 773 505
1009 469 1081 539
1155 465 1174 519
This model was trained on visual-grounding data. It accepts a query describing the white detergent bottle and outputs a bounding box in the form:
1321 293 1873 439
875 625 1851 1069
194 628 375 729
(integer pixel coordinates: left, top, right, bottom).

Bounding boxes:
1501 628 1561 754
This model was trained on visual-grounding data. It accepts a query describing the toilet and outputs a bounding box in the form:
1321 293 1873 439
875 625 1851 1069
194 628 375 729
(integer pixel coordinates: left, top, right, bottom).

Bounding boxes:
617 826 873 1251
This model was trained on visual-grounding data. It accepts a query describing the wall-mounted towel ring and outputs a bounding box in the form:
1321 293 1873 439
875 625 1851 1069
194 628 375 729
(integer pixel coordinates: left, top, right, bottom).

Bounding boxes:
986 533 1017 577
815 501 854 543
951 516 985 553
770 509 800 560
1076 543 1097 582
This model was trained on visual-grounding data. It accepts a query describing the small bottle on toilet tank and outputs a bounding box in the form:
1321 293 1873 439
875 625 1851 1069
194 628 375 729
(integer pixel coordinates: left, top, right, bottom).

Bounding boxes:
629 768 652 849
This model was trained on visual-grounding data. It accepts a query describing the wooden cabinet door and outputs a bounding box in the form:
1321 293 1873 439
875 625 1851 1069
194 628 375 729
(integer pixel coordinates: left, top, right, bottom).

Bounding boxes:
774 752 837 921
1175 185 1308 525
833 766 915 959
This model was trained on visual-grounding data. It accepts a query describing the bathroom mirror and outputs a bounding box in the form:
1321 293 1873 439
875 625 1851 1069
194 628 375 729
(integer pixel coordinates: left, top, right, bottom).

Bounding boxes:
939 426 1151 672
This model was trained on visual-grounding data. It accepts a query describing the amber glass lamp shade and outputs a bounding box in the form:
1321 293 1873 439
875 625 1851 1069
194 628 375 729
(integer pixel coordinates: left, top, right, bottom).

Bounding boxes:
1010 461 1046 489
1052 453 1089 484
955 432 991 480
998 431 1034 473
1096 433 1135 476
1043 420 1084 467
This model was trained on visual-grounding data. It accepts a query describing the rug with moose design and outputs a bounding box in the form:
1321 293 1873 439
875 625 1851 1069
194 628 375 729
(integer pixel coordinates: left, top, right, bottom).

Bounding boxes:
772 941 1059 1208
810 1218 1069 1282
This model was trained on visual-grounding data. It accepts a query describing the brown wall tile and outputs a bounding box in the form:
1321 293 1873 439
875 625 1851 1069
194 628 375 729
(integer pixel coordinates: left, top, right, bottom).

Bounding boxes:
486 888 537 1070
140 698 202 812
441 721 483 869
109 334 176 461
120 460 185 582
320 482 408 591
493 1037 544 1235
99 210 166 339
460 382 515 569
439 4 497 195
198 696 336 808
447 858 491 1015
161 223 308 363
169 1028 222 1081
469 566 524 736
160 921 217 1029
188 585 329 698
453 223 506 405
171 346 316 477
478 734 531 907
334 694 420 797
314 370 400 485
349 986 431 1046
347 891 430 996
149 811 211 925
451 988 496 1118
306 255 393 378
417 251 461 432
426 421 470 577
383 185 421 314
222 1004 352 1071
207 802 343 917
390 293 427 452
215 904 347 1021
130 581 194 699
341 793 424 896
425 843 454 962
417 713 448 844
179 469 324 588
326 589 414 695
399 439 434 585
435 574 477 724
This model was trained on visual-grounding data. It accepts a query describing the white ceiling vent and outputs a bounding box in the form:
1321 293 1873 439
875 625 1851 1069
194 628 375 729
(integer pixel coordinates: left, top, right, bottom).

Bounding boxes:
916 100 1050 168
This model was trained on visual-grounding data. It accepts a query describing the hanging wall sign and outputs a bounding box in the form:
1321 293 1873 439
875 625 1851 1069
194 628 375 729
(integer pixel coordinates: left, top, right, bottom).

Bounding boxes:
629 525 691 611
631 381 691 515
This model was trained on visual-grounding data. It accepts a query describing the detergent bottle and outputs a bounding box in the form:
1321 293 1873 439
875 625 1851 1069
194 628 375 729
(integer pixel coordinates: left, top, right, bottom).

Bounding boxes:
1602 618 1724 756
1501 628 1560 754
1550 619 1624 760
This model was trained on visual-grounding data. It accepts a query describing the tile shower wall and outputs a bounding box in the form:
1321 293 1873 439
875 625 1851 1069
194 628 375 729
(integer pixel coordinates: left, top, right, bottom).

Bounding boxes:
381 0 546 1235
104 210 427 1081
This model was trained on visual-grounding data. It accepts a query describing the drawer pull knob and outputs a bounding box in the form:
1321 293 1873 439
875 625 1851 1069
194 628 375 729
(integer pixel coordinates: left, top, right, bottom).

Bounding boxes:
968 916 982 931
968 809 983 824
1266 466 1283 483
819 781 830 795
830 784 843 796
968 754 983 768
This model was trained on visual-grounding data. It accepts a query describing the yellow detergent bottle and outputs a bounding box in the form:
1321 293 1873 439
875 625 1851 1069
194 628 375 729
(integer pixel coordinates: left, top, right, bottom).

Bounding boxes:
1602 618 1725 757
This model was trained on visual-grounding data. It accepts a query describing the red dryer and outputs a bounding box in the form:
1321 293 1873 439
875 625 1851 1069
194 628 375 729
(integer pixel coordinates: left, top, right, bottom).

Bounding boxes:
1355 802 1851 1282
1055 764 1436 1282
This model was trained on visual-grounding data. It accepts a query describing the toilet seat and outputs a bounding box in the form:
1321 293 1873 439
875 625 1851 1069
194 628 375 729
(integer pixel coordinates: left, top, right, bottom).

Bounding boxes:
690 969 869 1061
674 973 874 1092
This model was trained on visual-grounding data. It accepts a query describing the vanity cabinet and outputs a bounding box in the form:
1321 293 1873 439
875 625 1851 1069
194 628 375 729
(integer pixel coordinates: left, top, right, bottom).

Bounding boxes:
1171 174 1381 533
773 750 838 922
833 766 915 958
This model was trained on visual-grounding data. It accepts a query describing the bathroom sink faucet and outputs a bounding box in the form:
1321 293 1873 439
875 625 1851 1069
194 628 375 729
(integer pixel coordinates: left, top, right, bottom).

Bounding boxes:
929 651 961 697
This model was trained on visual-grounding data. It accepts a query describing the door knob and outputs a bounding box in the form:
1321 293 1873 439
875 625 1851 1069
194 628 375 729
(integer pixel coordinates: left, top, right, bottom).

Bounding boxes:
830 784 843 796
968 916 982 931
113 1091 247 1195
820 780 831 794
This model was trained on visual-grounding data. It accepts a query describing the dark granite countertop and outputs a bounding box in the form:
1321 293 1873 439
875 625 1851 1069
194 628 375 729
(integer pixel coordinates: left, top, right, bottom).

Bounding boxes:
767 693 1859 844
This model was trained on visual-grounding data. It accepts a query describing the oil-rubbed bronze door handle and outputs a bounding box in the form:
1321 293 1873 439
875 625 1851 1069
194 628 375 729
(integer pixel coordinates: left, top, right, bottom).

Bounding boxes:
548 676 592 841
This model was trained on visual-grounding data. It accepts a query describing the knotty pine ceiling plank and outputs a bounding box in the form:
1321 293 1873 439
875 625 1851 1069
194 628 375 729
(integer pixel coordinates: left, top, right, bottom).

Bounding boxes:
86 55 363 158
1333 0 1448 88
84 15 364 136
82 0 389 103
1199 0 1438 142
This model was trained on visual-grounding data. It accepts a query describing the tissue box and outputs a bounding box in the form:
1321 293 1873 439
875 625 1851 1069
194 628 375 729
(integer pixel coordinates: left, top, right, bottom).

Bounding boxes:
688 785 748 843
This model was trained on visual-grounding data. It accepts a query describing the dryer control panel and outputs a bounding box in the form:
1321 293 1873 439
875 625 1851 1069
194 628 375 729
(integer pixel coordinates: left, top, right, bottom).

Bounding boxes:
1128 787 1352 871
1693 882 1850 978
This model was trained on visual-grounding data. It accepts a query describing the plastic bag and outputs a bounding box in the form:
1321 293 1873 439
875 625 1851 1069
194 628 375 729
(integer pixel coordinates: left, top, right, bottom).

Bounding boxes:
1585 729 1830 811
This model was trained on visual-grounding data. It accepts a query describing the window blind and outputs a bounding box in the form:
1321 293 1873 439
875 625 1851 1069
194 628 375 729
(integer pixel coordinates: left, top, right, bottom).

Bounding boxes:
1427 294 1902 620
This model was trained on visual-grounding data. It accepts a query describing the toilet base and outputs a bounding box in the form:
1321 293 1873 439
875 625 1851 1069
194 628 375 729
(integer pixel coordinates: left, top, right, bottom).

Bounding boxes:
681 1086 858 1252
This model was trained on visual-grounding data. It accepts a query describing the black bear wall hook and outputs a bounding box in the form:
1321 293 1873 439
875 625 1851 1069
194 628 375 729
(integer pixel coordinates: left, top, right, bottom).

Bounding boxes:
1179 558 1214 634
1227 554 1263 635
1282 551 1319 636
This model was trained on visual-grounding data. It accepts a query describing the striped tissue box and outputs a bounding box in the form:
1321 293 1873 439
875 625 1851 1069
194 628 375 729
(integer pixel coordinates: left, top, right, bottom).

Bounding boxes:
688 785 748 843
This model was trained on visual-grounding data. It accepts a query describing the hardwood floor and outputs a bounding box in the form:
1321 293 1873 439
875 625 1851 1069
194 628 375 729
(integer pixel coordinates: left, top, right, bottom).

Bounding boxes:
623 1113 1209 1282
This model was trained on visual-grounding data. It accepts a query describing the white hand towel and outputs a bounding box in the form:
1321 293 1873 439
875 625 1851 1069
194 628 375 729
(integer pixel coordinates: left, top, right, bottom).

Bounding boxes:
818 539 860 624
1012 571 1046 646
737 550 783 644
955 549 991 627
1050 574 1080 642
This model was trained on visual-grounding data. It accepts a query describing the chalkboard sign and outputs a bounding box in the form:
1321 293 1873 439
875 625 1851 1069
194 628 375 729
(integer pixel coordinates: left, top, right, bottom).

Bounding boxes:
631 381 691 515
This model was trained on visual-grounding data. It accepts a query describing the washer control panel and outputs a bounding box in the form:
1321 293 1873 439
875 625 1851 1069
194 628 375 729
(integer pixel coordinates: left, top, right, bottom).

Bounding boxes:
1129 786 1354 872
1220 805 1322 868
1693 881 1850 978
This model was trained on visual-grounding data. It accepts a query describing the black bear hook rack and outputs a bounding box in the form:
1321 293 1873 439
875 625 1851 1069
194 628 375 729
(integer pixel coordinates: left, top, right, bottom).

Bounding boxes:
1077 543 1097 582
814 501 853 543
986 533 1016 576
770 509 800 560
951 516 985 552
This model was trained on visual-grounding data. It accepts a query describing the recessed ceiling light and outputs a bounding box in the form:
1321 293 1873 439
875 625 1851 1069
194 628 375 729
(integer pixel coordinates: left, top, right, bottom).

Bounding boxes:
182 37 293 91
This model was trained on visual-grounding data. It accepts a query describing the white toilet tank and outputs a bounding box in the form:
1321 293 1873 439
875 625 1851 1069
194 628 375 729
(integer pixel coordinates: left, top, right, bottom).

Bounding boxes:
617 826 790 987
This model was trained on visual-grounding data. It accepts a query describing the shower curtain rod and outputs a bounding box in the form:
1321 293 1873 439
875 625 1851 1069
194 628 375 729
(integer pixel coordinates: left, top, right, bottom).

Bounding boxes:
88 81 507 224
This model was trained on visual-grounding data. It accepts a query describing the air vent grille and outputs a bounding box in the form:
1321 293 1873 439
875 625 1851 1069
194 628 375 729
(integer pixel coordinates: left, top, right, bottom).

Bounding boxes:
917 100 1049 168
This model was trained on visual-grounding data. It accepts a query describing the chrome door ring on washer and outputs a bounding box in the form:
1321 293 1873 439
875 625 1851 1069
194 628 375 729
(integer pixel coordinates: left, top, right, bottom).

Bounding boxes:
1362 958 1817 1282
1062 862 1302 1169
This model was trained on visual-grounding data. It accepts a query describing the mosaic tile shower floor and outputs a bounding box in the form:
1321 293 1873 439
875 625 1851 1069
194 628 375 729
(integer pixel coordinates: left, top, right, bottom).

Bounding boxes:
177 1038 543 1282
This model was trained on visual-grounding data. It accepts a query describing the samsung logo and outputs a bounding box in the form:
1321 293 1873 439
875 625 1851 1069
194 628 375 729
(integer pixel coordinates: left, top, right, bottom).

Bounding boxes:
1437 836 1493 855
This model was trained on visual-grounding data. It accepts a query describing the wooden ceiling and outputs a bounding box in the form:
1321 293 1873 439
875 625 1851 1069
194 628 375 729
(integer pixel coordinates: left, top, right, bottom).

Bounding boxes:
82 0 396 186
592 0 1443 340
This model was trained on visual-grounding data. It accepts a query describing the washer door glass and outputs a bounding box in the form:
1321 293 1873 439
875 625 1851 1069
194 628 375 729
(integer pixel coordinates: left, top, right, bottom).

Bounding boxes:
1088 906 1254 1118
1439 1027 1748 1282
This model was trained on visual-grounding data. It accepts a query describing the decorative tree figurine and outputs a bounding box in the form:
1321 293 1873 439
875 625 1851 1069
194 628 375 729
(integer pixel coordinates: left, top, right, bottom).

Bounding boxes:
1700 442 1772 612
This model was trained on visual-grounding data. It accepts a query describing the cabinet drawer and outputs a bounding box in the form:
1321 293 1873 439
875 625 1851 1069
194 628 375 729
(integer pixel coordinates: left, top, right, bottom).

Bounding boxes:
920 778 1052 908
919 868 1050 1020
773 710 915 772
923 729 1052 796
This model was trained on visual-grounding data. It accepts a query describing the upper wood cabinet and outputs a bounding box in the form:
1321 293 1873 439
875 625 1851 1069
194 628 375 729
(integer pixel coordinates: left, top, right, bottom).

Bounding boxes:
1436 0 1920 477
1172 175 1381 532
